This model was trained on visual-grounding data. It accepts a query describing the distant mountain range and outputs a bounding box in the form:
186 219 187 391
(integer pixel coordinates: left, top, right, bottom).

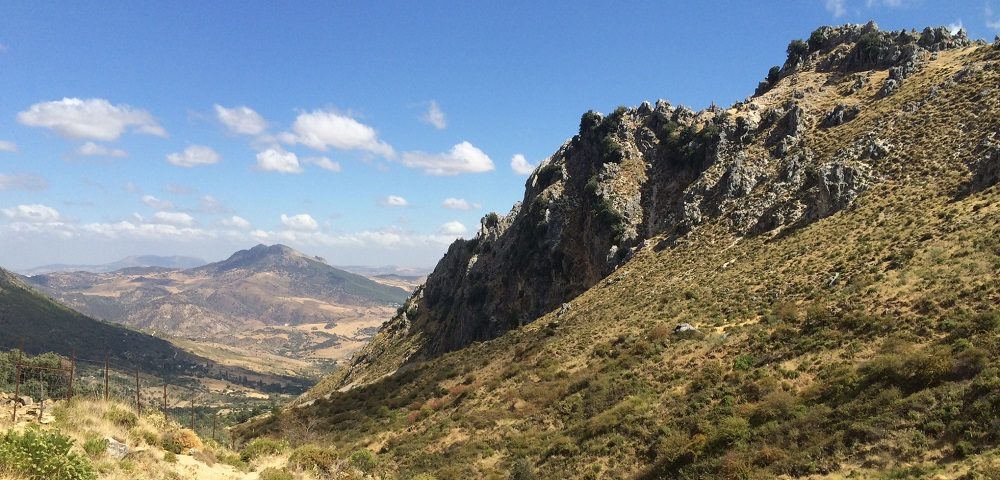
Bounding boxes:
19 255 207 276
25 244 410 377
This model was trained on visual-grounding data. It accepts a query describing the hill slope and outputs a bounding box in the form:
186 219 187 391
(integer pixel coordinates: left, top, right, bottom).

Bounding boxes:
28 244 410 378
0 267 204 374
248 24 1000 478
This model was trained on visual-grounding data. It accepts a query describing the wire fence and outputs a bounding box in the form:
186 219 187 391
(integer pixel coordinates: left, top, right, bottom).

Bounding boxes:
1 345 245 448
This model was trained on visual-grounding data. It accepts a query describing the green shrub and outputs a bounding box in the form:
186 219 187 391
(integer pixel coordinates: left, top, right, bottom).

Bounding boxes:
258 467 294 480
103 407 138 428
349 448 378 473
164 451 178 463
240 437 288 461
81 436 107 458
0 428 96 480
510 458 536 480
287 444 337 473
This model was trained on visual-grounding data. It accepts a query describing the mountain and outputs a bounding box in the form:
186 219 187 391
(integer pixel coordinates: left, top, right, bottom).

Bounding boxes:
19 255 207 275
248 25 1000 478
27 244 410 378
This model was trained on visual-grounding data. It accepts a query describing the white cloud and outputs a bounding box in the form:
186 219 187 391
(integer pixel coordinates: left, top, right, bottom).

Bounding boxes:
214 104 268 135
256 147 302 173
400 141 494 176
442 197 479 210
421 101 447 129
865 0 904 7
153 211 194 227
439 221 467 235
0 140 17 152
76 141 127 158
2 204 60 223
0 174 47 191
381 195 409 207
281 213 319 231
141 195 174 210
826 0 846 17
221 216 251 229
282 109 394 157
947 20 964 35
304 156 341 172
510 153 536 175
988 4 1000 30
17 98 166 141
166 145 220 167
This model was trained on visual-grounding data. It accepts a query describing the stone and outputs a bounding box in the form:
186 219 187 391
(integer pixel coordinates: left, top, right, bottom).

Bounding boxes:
106 437 129 460
673 323 699 334
821 104 862 128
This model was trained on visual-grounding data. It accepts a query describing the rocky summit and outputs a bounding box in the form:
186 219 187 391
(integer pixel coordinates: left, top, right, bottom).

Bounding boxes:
245 23 1000 479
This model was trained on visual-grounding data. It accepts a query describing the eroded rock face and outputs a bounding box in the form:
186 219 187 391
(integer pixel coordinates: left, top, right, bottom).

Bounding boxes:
330 22 976 389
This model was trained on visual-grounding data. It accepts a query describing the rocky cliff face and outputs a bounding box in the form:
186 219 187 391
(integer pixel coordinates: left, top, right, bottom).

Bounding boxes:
328 23 990 389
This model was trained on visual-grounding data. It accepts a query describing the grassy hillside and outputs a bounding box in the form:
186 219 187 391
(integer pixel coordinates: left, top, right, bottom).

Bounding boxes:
0 268 204 375
241 28 1000 479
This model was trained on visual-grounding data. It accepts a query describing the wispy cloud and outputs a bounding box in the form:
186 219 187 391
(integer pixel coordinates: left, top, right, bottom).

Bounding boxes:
988 3 1000 30
304 156 342 172
442 197 479 210
825 0 847 17
380 195 409 207
420 101 447 129
214 104 268 135
141 195 174 210
166 145 220 167
0 173 48 191
0 140 17 152
77 141 127 158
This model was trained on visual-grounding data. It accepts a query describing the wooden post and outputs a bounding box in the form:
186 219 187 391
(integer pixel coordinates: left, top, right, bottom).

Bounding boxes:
190 407 195 430
39 381 45 420
67 350 76 403
163 384 167 410
11 350 21 422
211 413 217 441
135 367 141 415
103 354 109 402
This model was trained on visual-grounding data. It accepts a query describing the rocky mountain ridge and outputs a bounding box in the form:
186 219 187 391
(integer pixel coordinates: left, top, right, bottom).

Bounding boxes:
328 22 996 390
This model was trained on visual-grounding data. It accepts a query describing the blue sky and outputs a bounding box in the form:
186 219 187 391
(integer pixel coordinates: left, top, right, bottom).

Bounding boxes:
1 1 996 269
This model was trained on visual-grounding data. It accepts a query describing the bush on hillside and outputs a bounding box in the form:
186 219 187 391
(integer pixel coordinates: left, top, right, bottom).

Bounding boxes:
349 448 378 473
0 428 96 480
259 468 294 480
287 444 337 473
240 437 288 461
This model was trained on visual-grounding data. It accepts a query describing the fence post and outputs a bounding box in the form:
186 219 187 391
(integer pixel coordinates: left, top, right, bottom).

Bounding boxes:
103 354 109 402
67 350 76 403
135 367 141 415
163 384 167 411
212 413 217 441
11 349 21 422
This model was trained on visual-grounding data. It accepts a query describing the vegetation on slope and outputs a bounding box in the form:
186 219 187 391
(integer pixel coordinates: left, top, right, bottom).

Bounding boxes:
243 26 1000 479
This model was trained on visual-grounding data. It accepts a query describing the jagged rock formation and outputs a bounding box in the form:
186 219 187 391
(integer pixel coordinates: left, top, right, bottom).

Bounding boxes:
324 23 990 390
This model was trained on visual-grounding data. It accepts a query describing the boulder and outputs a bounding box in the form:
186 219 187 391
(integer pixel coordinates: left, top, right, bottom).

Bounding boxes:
821 104 862 128
673 323 699 334
106 437 129 460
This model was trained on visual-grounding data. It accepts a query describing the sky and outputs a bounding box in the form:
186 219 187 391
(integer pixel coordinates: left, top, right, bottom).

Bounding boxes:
1 1 997 270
